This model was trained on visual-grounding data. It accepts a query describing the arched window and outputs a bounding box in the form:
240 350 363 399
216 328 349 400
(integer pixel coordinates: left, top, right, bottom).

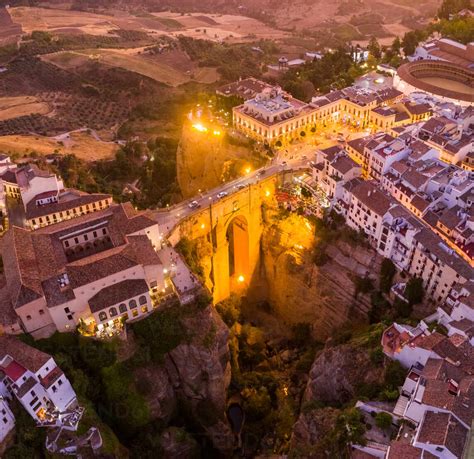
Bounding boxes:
98 311 107 322
129 299 137 309
119 303 127 313
109 307 117 317
139 295 147 305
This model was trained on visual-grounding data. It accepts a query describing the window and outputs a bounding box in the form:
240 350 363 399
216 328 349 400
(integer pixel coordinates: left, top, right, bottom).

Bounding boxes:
58 379 63 386
52 385 57 393
129 299 137 309
141 305 148 314
74 237 79 244
26 315 32 321
64 307 70 313
132 310 139 318
39 309 44 315
29 397 39 407
119 303 127 313
31 390 36 397
2 417 7 424
64 240 70 248
93 231 97 238
109 307 118 317
67 314 73 321
98 311 107 322
84 234 88 241
102 228 107 235
139 295 147 305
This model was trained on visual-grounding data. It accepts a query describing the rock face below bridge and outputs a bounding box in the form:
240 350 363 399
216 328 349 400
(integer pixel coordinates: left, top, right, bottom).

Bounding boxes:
176 122 264 198
255 213 381 339
132 305 233 454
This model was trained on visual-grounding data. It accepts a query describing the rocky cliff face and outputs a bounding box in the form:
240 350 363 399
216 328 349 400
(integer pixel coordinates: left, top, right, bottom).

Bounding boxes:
255 213 381 339
133 305 234 454
176 122 263 198
290 337 385 455
304 342 385 405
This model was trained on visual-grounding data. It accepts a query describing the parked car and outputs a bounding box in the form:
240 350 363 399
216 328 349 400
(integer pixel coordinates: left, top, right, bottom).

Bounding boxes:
216 191 228 199
188 200 200 209
237 184 246 190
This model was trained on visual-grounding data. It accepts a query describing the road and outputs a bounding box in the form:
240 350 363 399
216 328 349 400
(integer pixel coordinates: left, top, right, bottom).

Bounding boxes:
152 156 311 235
153 124 371 235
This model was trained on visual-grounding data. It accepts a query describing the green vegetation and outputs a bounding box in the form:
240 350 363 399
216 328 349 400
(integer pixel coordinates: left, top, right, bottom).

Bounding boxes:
310 211 368 267
437 0 472 19
4 400 46 458
45 137 179 208
379 258 397 293
430 16 474 43
375 412 393 430
175 237 205 280
405 277 424 306
323 408 367 457
281 48 363 95
9 333 125 455
131 300 189 363
178 36 278 81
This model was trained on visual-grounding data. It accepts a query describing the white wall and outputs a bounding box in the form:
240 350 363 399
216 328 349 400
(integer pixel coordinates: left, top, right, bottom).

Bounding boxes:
0 398 14 443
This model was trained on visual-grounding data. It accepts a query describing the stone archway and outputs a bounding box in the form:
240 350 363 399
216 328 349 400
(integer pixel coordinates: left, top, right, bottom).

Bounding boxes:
225 215 250 286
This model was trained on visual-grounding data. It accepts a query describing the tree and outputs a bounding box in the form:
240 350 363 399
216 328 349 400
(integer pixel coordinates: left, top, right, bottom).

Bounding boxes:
402 30 427 56
391 37 401 54
405 277 424 306
379 258 396 293
437 0 472 19
367 36 382 59
375 412 393 430
384 360 406 390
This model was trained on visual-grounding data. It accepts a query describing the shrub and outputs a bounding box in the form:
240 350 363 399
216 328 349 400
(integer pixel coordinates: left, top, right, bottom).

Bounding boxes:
405 277 424 305
216 295 241 327
370 347 384 365
375 412 393 430
384 361 406 390
379 258 396 293
132 307 188 363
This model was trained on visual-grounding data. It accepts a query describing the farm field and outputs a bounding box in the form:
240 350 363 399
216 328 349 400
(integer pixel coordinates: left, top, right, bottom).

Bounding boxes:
0 131 118 162
42 49 219 86
9 7 121 36
9 7 289 43
0 7 22 45
0 96 50 121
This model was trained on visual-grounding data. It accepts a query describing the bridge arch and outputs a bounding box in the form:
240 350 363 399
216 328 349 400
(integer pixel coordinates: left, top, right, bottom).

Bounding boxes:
225 214 250 288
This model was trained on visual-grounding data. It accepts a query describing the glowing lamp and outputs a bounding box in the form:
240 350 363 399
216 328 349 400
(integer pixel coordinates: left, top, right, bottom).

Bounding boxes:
193 123 208 133
237 275 245 283
201 223 205 229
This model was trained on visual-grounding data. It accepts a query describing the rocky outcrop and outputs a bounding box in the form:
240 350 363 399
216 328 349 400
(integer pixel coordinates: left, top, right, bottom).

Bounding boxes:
176 122 263 198
256 213 381 339
291 406 340 457
133 305 233 454
133 365 176 423
290 339 385 456
165 306 233 453
304 342 385 405
159 427 199 459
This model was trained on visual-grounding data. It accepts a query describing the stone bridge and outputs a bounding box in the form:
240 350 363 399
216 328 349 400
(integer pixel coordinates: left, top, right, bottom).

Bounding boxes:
168 174 281 303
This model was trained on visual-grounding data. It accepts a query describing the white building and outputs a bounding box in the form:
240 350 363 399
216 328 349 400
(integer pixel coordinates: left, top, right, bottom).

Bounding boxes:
0 397 14 444
0 202 165 338
0 336 80 429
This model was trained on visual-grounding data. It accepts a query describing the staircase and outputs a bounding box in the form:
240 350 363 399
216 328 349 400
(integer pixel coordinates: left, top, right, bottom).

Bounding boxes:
393 394 410 417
